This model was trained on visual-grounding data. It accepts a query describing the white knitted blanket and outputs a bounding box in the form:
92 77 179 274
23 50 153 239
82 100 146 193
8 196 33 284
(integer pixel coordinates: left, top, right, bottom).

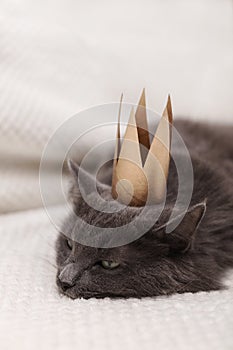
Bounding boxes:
1 208 233 350
0 0 233 349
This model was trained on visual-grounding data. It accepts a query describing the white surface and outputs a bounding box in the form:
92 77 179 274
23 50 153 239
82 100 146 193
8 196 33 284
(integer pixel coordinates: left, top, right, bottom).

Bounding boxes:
0 208 233 350
0 0 233 349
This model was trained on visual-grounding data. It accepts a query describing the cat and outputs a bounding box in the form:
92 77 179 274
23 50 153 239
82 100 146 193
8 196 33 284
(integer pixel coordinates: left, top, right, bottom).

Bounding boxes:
56 119 233 299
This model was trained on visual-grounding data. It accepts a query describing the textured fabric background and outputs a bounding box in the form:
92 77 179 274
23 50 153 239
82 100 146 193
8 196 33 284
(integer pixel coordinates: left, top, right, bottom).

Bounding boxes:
1 0 233 213
1 208 233 350
0 0 233 349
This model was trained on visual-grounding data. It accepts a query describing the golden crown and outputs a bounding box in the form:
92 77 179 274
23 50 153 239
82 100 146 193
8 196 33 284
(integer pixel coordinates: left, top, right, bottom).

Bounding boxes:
112 89 173 206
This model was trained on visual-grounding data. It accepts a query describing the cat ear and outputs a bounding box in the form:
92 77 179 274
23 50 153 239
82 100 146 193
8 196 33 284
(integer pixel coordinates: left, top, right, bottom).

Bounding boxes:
165 201 207 253
67 158 79 178
67 159 109 195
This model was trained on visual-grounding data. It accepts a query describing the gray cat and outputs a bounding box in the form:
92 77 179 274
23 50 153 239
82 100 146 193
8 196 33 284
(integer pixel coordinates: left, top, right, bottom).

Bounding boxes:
56 120 233 299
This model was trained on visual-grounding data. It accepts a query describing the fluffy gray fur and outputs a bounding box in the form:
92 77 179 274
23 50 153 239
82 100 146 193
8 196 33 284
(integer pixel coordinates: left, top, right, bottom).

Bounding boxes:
56 120 233 299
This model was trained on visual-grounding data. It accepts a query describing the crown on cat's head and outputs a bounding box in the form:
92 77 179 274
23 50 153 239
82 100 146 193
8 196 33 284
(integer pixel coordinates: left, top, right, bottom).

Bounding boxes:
112 89 173 207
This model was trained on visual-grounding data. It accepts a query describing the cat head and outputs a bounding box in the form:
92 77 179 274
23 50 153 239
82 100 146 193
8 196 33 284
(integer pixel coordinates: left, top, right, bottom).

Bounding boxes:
56 160 207 299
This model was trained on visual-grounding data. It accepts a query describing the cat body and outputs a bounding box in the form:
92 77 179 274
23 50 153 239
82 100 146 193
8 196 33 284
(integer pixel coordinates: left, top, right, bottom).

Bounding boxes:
56 120 233 299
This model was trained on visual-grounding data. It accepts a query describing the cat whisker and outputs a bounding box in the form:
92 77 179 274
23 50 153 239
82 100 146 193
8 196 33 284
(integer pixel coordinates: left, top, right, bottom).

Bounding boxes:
36 232 57 250
37 256 57 270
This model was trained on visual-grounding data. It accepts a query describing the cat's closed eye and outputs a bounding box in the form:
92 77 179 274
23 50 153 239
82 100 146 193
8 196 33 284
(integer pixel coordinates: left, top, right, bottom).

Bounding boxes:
67 239 73 250
101 261 120 269
65 239 119 269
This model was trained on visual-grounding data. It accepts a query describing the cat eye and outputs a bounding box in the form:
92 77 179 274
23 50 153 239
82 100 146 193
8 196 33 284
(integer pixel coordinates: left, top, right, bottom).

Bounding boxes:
101 261 120 269
67 239 73 250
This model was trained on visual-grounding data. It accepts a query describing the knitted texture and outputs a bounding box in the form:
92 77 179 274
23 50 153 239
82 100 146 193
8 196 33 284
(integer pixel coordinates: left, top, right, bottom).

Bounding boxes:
0 208 233 350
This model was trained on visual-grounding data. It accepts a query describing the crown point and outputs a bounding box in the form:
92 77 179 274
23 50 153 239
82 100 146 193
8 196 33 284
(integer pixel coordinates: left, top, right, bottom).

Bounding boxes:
167 94 171 107
163 94 173 124
138 88 146 107
118 94 123 122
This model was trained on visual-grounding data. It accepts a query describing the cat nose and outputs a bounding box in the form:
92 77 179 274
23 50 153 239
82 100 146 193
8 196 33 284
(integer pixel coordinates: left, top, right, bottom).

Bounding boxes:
58 274 75 291
59 279 74 292
58 263 77 291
